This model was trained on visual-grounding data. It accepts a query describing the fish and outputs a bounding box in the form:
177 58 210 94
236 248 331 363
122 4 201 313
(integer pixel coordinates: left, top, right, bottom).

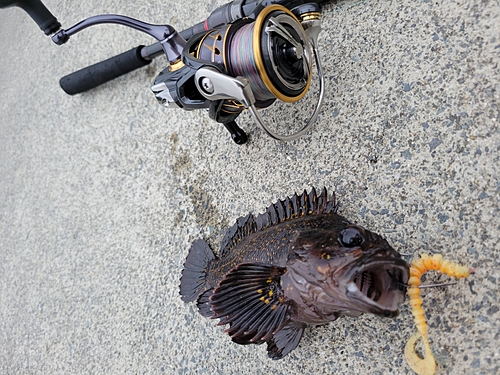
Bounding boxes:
179 187 409 359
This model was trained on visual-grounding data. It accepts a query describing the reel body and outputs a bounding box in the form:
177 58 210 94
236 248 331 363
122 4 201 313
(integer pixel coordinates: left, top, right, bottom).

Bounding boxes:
151 3 324 142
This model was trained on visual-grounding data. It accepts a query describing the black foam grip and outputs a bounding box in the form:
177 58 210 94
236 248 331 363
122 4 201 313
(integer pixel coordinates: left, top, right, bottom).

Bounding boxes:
59 45 151 95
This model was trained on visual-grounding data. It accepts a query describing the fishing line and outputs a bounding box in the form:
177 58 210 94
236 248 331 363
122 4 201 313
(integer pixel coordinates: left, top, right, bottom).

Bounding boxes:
228 22 275 102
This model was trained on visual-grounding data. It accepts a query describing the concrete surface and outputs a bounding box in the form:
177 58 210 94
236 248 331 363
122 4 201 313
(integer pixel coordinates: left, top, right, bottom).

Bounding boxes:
0 0 498 374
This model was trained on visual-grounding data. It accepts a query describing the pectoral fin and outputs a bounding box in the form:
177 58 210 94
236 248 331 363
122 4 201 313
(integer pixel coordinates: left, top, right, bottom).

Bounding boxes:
209 263 290 345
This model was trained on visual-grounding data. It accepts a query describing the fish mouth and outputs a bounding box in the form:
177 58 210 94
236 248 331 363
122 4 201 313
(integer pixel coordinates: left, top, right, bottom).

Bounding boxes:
344 256 409 317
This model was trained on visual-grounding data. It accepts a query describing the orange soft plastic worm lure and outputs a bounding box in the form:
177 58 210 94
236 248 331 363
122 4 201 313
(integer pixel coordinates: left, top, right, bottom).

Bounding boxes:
405 254 471 375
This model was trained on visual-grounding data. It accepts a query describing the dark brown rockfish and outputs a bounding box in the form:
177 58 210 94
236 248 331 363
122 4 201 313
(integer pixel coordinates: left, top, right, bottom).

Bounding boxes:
180 188 409 359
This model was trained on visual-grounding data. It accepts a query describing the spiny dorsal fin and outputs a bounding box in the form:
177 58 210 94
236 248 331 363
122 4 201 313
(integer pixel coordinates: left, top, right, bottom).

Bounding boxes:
220 187 337 257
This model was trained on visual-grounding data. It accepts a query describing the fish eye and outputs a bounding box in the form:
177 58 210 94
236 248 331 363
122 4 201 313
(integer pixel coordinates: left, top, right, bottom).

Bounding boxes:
338 227 364 247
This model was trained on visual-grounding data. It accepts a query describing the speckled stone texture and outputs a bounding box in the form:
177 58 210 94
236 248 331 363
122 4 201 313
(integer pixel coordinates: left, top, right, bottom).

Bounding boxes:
0 0 498 374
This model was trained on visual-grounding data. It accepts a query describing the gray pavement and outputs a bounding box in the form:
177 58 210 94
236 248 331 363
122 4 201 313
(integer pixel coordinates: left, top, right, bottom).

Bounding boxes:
0 0 499 374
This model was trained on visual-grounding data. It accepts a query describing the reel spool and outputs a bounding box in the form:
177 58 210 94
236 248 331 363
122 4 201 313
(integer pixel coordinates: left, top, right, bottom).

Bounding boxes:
152 3 324 142
196 5 313 107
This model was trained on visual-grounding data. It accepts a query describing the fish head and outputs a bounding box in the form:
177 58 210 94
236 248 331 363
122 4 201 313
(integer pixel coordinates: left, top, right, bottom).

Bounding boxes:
284 223 409 322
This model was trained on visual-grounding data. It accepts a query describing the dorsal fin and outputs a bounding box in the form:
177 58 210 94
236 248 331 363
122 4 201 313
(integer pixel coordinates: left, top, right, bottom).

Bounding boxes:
220 187 337 257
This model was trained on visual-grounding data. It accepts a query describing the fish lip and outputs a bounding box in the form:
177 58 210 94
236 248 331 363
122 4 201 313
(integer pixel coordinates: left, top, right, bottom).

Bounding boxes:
343 255 409 317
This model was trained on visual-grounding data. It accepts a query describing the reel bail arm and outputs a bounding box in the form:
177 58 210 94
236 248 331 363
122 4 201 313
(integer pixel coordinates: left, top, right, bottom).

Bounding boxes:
195 61 323 142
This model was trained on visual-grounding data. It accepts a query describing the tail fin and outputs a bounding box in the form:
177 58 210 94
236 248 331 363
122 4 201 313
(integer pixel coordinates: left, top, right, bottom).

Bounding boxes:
179 239 216 303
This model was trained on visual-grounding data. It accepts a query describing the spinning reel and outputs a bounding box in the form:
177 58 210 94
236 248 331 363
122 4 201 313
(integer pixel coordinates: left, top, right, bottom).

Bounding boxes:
1 0 327 143
152 3 324 143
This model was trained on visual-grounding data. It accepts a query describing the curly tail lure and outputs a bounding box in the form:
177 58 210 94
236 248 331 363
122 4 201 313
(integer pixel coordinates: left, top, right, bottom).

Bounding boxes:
405 254 471 375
